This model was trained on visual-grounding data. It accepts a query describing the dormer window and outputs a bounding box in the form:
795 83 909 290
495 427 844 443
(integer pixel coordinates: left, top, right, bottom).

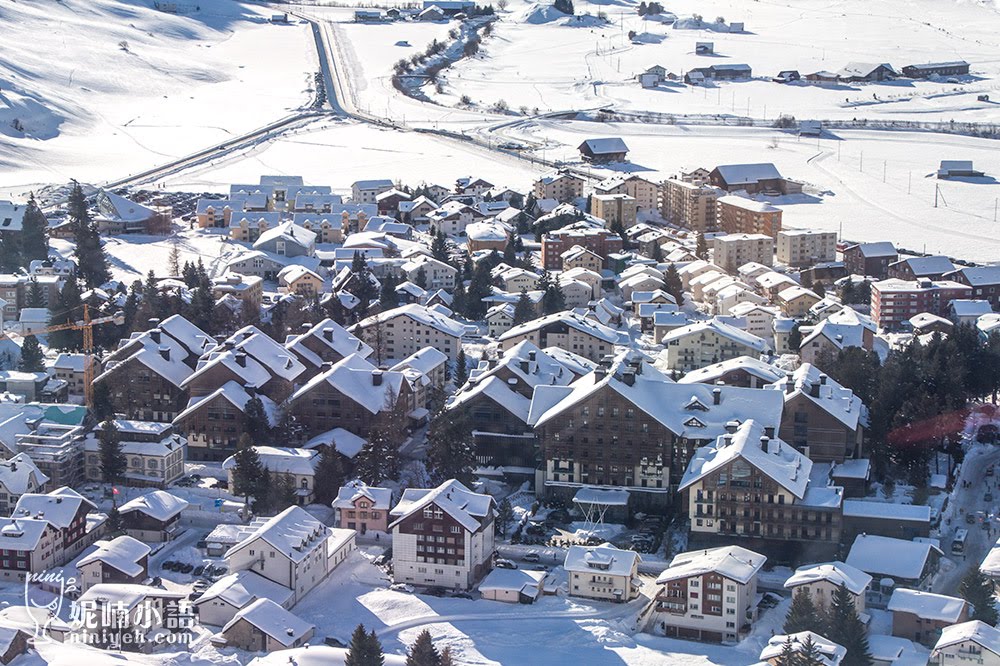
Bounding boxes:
685 398 708 411
684 417 706 428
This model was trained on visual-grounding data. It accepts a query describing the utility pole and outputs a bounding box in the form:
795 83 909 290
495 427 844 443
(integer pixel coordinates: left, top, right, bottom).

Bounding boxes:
934 183 939 208
908 171 912 194
883 160 887 183
995 198 998 222
860 151 864 172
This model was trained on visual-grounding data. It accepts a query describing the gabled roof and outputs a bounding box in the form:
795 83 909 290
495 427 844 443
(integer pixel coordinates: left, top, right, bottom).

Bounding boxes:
0 453 48 495
0 517 48 551
253 221 317 250
934 621 1000 658
77 536 150 577
760 632 846 665
284 318 373 367
846 241 897 258
499 310 622 345
578 138 629 155
846 535 941 580
174 381 278 425
222 598 314 647
223 447 318 477
888 589 966 622
658 545 765 585
564 542 639 576
332 480 393 510
227 506 330 564
678 356 784 386
12 487 96 529
767 364 865 430
355 304 465 338
679 420 814 499
784 561 872 595
660 319 770 353
712 163 782 185
196 570 294 616
119 490 189 522
288 353 404 414
389 479 494 533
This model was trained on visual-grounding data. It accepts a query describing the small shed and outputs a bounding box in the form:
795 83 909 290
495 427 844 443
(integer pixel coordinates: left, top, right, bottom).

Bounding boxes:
639 73 659 88
773 70 800 83
799 120 822 136
937 160 985 179
729 21 744 32
577 138 629 164
695 41 714 55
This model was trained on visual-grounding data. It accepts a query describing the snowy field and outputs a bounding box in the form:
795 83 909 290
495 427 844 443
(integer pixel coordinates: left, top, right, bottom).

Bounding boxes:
424 0 1000 123
0 0 316 195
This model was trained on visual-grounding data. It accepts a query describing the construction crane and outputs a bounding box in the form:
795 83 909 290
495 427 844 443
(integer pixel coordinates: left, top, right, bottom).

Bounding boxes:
30 305 124 406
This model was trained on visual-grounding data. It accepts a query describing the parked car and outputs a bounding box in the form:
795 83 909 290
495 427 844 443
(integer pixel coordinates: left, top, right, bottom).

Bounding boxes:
523 552 541 563
193 580 209 592
966 513 977 525
179 563 194 574
193 565 206 576
495 559 517 570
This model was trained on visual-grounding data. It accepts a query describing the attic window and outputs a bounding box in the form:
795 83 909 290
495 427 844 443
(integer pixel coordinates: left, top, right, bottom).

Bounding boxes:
684 417 706 428
685 398 708 411
2 219 10 226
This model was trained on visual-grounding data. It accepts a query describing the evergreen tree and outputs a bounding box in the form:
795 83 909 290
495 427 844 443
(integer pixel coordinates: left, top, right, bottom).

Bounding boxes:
695 232 709 260
406 630 441 666
167 238 181 276
20 194 49 264
784 588 821 635
503 232 518 264
651 241 664 262
380 271 401 308
351 252 378 318
346 624 384 666
426 410 476 485
414 266 428 290
68 181 110 288
49 274 83 350
244 396 272 443
465 262 492 320
513 288 535 324
25 280 45 308
231 434 267 512
313 447 347 505
609 217 627 242
106 506 124 534
91 380 115 422
788 323 803 351
354 424 399 486
541 278 566 315
274 410 306 447
0 232 20 272
266 472 296 513
451 280 467 317
454 348 469 386
99 421 127 486
776 634 798 666
814 281 826 298
17 335 45 372
825 583 872 666
186 284 214 334
495 497 514 536
798 635 827 666
431 230 450 262
961 569 999 625
439 647 455 666
663 264 685 306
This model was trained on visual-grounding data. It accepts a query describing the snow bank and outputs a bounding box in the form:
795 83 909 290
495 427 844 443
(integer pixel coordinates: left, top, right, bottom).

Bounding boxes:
516 3 571 24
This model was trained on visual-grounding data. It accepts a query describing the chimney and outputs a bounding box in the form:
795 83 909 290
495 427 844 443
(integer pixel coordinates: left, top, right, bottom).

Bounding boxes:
244 383 256 397
158 346 170 362
819 374 828 386
712 387 721 405
528 350 537 362
722 434 732 447
323 327 334 342
810 382 821 398
725 420 739 434
764 426 775 439
148 318 160 328
760 435 770 451
785 376 794 394
622 370 636 386
372 370 383 386
519 360 530 374
150 329 162 344
235 352 247 368
594 366 607 380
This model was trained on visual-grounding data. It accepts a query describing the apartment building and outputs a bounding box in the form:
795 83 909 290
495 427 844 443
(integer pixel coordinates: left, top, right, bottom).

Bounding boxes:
871 278 973 330
713 233 774 274
777 229 837 268
718 196 782 239
661 179 720 232
352 304 465 361
565 543 641 603
653 545 765 643
533 171 585 203
591 193 638 229
540 225 623 271
659 319 770 373
594 174 659 210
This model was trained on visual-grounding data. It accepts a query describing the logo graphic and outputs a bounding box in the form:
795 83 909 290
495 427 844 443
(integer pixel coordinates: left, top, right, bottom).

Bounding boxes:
23 570 77 642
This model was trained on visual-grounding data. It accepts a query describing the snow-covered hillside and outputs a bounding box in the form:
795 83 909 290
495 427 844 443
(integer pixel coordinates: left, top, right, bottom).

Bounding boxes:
0 0 315 195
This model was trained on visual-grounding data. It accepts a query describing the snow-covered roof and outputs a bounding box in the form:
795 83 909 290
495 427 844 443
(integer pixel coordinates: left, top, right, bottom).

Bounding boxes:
332 480 393 510
718 195 781 213
175 381 278 426
846 535 940 580
678 356 784 386
934 621 1000 657
842 500 930 522
760 632 846 665
222 598 314 647
355 303 465 338
96 190 154 222
12 487 95 529
848 241 897 258
223 446 318 477
285 318 373 367
449 375 532 422
52 353 87 373
661 319 769 352
767 364 865 430
0 200 26 232
253 220 317 250
679 420 814 498
353 179 394 190
389 479 494 533
289 353 403 415
713 163 782 185
888 588 967 622
564 543 639 576
478 568 545 596
0 517 48 550
227 506 331 565
892 255 955 277
390 346 447 377
0 453 48 495
784 561 872 595
119 490 188 522
658 545 765 585
573 487 630 506
499 310 622 345
77 536 150 578
247 647 408 666
196 570 294 618
953 266 1000 288
578 138 629 155
303 427 367 459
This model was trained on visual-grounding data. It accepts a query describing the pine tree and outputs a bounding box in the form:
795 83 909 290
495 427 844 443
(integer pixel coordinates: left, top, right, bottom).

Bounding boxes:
244 396 272 443
426 410 476 485
451 279 467 316
91 380 115 421
609 217 627 241
503 232 518 264
513 288 534 324
414 266 428 290
49 274 83 350
651 241 663 262
314 447 347 505
495 497 514 536
825 583 872 666
231 434 266 512
431 230 450 262
439 647 455 666
68 181 110 288
25 280 45 308
406 629 441 666
266 472 296 513
167 238 181 276
352 252 378 319
20 194 49 264
454 348 469 386
788 323 803 351
776 634 798 666
663 264 685 306
346 624 384 666
464 262 492 319
99 420 127 486
380 271 401 308
961 569 1000 625
107 506 124 534
274 410 306 447
695 232 709 260
354 425 395 486
542 278 566 315
798 635 827 666
784 588 821 635
0 232 20 272
17 335 45 372
814 281 826 298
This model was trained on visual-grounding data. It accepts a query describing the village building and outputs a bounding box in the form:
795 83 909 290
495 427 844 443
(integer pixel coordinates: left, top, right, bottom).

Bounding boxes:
888 589 969 647
931 621 1000 666
678 356 784 389
389 479 496 591
871 278 972 330
277 265 323 297
541 225 624 271
846 535 942 599
76 535 150 592
218 598 315 652
119 490 189 542
888 255 956 281
713 233 774 273
661 179 720 232
709 163 802 195
0 454 48 516
718 196 782 239
577 138 629 163
659 319 770 373
478 568 546 604
533 171 584 203
776 229 837 268
224 446 318 505
799 307 877 365
332 481 393 534
591 193 638 229
351 179 394 204
652 545 765 643
10 487 100 566
195 570 295 627
83 420 185 488
843 242 898 279
594 174 659 210
783 561 871 615
565 542 641 603
174 381 277 461
945 266 1000 310
499 311 619 362
760 632 846 665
